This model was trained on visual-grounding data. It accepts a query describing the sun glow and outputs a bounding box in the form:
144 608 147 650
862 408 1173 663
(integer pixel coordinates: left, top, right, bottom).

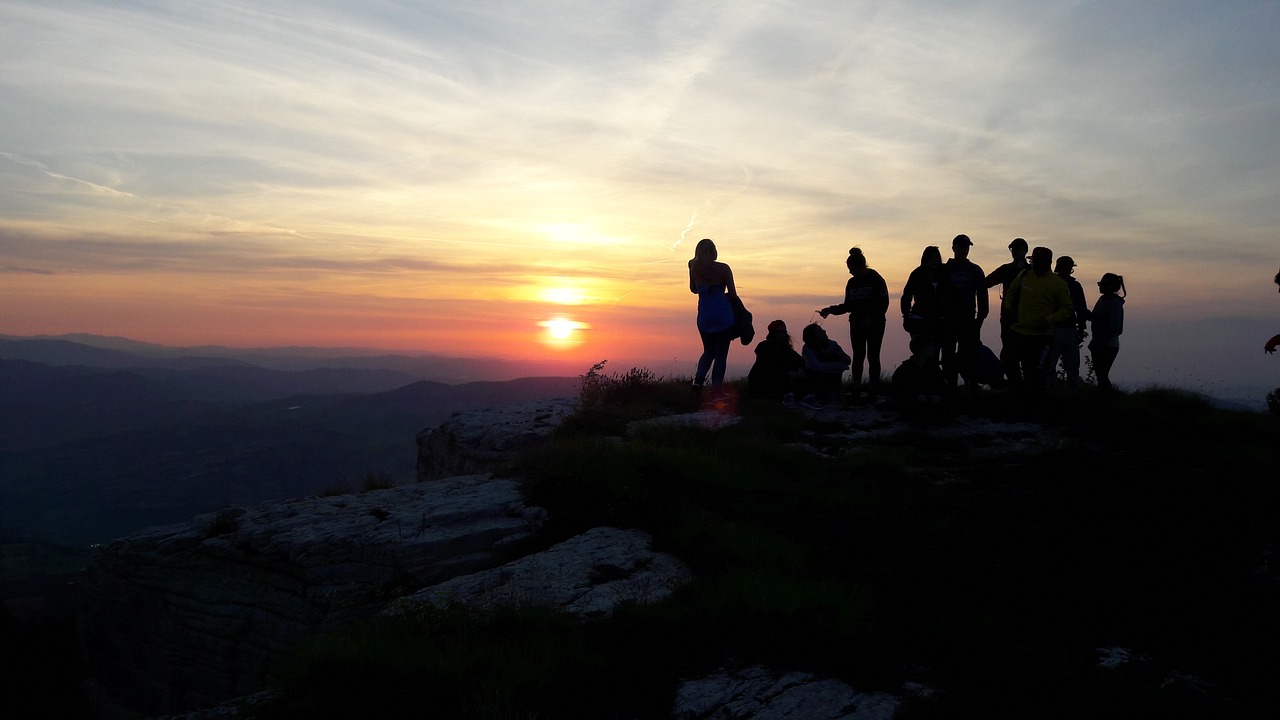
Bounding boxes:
539 316 587 345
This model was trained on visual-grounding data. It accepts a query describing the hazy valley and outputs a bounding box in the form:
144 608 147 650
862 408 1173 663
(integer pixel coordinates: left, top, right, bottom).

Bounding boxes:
0 335 580 549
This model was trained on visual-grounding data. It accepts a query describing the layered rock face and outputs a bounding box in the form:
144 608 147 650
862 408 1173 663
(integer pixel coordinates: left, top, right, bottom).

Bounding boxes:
415 397 576 481
398 526 692 619
78 475 545 716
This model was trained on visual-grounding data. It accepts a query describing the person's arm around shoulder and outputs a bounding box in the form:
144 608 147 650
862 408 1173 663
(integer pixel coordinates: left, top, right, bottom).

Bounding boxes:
984 264 1006 289
974 264 989 321
1001 270 1024 317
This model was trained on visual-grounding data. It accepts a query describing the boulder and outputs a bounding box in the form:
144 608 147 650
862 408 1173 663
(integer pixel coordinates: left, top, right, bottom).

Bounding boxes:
416 398 576 481
396 526 692 619
674 666 900 720
78 475 545 717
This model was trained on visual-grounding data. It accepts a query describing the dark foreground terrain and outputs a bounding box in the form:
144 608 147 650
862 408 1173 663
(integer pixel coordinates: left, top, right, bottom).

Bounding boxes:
5 376 1279 719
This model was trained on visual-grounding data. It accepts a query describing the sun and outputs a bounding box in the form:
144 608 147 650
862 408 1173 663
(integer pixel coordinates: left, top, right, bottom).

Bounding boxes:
546 317 577 339
538 317 587 345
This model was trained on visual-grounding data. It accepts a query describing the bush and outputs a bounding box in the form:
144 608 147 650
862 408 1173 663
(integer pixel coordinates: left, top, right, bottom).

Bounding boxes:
1268 388 1280 417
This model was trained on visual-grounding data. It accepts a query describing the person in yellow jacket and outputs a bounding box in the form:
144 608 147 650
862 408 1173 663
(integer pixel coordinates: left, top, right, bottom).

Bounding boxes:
1003 246 1075 393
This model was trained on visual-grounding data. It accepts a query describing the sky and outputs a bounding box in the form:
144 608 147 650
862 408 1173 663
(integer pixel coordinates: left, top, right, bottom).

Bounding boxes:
2 1 1280 401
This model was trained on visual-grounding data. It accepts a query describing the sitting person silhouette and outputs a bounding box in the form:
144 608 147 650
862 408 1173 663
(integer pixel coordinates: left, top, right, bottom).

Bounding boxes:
748 320 805 401
800 323 851 408
892 336 945 403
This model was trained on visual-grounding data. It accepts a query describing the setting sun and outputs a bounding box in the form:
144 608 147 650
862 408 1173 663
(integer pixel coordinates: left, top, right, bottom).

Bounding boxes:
539 317 587 345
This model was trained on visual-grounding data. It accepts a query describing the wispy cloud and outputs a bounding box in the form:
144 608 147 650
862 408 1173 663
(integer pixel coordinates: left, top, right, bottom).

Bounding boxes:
2 0 1280 386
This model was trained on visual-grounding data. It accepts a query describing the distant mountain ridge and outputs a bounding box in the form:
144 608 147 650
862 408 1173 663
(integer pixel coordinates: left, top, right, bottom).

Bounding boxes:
0 334 582 547
0 333 576 382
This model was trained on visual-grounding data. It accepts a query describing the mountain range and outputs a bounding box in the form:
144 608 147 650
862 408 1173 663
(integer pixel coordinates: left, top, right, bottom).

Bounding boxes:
0 335 580 548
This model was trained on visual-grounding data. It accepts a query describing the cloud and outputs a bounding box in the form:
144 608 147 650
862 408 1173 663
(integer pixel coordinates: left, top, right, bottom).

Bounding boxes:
3 0 1280 388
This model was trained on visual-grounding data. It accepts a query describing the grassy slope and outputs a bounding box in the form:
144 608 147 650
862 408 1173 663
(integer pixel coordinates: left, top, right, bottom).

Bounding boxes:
122 377 1280 718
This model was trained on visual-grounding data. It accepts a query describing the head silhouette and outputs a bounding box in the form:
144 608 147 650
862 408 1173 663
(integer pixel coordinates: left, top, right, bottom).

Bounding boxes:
847 247 867 275
1099 272 1125 296
1009 237 1028 259
1030 246 1053 274
802 323 827 347
692 238 717 265
920 245 942 269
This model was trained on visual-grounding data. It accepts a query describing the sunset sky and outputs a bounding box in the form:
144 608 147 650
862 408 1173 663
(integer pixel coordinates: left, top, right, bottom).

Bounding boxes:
3 1 1280 401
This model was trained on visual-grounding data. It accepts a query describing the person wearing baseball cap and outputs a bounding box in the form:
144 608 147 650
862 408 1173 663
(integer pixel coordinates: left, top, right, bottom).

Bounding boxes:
1003 246 1074 394
941 233 988 391
985 238 1030 388
1045 255 1090 390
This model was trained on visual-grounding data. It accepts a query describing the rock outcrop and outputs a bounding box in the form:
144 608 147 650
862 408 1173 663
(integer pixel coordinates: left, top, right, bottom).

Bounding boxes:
415 397 577 481
82 398 999 718
79 475 545 717
397 526 692 619
673 666 900 720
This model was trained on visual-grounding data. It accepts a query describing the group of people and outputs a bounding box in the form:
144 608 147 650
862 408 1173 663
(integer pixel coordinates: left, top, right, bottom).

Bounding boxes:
689 235 1127 408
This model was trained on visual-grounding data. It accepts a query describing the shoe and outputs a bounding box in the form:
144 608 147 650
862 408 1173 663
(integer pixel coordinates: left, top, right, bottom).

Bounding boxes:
691 382 703 395
799 394 824 410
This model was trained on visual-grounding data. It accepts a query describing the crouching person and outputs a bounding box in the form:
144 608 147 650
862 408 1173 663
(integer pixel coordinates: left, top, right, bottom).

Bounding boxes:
800 323 850 409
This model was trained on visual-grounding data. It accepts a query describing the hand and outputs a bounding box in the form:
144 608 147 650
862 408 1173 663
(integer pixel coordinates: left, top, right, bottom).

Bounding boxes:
818 309 830 319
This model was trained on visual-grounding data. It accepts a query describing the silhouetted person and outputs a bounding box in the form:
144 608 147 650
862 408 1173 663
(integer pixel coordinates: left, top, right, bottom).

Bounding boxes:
1045 255 1090 389
900 245 949 379
688 238 737 397
800 323 851 409
941 234 988 391
1003 247 1074 394
985 237 1029 388
1267 268 1280 354
1089 272 1126 396
819 247 889 403
892 335 945 404
748 320 805 402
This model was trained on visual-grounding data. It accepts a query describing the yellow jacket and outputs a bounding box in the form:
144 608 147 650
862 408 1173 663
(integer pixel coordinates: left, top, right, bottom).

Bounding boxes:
1004 271 1074 336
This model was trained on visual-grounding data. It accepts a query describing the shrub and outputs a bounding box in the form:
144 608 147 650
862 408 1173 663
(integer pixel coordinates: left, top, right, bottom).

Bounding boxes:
358 471 396 492
1268 388 1280 417
578 360 662 409
561 361 700 435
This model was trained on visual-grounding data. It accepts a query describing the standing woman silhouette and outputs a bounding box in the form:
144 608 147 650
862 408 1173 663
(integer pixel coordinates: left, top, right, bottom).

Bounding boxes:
1088 272 1126 396
819 247 889 403
688 238 738 396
